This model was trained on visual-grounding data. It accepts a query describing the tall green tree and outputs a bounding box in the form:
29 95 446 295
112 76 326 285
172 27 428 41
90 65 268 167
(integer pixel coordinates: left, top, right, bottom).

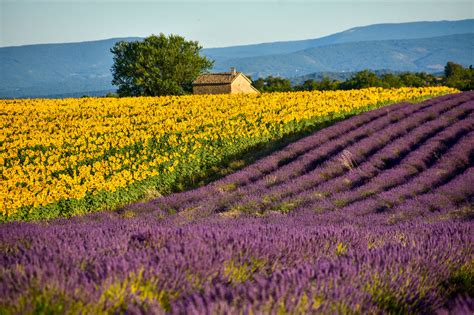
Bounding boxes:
444 61 474 91
341 70 382 89
111 34 214 96
252 78 265 91
263 76 293 92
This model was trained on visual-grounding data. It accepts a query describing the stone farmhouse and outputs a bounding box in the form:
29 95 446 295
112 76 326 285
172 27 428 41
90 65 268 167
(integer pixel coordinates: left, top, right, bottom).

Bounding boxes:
192 67 259 94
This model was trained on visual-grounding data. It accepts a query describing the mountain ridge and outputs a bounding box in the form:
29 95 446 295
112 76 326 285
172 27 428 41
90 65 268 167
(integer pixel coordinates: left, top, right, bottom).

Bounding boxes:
204 19 474 60
213 33 474 78
1 19 472 98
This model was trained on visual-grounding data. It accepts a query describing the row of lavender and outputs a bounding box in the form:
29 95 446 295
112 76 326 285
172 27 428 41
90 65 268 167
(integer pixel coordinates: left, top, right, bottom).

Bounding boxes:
1 92 473 314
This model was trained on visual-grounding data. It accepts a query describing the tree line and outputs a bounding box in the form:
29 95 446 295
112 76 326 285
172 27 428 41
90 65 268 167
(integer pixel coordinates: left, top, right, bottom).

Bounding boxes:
253 62 473 93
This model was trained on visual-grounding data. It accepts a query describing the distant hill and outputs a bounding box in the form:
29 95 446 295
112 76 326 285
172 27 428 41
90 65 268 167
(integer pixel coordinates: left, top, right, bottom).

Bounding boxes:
204 19 474 60
1 20 473 98
217 34 474 78
0 37 140 98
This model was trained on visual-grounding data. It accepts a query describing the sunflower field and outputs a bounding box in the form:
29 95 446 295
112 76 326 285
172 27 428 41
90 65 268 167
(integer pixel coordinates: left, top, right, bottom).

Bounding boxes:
0 87 458 221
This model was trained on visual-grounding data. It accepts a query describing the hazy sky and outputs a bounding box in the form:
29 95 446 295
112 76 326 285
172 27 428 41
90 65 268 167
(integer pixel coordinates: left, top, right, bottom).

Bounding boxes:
1 0 473 48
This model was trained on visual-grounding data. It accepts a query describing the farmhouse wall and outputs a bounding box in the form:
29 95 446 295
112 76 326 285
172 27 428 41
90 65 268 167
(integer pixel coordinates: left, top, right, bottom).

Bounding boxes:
230 75 259 94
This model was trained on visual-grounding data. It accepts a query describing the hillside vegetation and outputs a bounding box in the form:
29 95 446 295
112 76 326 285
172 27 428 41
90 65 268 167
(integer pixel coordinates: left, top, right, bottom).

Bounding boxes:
259 62 474 92
1 92 472 313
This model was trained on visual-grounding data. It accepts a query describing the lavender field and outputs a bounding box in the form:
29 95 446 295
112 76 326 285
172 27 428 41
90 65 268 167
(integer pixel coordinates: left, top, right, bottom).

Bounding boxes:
1 92 473 314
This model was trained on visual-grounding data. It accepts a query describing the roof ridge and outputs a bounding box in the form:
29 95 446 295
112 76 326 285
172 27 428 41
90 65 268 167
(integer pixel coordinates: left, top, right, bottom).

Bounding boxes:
193 72 241 85
203 72 239 75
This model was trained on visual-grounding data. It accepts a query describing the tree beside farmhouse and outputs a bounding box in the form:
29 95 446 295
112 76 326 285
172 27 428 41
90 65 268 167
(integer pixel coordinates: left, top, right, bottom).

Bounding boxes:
111 34 214 97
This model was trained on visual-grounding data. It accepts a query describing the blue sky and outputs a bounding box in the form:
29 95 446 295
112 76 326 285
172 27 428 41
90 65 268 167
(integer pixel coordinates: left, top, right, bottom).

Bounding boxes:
1 0 473 48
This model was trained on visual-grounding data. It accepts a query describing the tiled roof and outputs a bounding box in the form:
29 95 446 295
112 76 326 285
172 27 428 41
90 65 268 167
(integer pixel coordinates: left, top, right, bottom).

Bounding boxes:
193 72 239 85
